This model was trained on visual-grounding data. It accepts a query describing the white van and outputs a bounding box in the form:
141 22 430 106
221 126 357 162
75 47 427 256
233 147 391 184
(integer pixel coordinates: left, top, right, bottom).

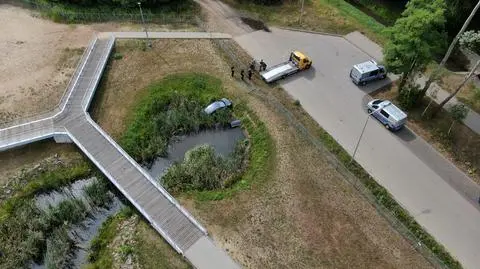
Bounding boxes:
367 99 407 131
350 60 386 86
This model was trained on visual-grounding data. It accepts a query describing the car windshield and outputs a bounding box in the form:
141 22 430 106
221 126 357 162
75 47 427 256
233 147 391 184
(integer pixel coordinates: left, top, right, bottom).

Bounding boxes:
372 99 383 105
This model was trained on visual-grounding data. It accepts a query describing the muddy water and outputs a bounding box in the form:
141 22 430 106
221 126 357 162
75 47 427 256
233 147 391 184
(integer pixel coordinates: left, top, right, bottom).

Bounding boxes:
32 177 123 269
148 128 245 179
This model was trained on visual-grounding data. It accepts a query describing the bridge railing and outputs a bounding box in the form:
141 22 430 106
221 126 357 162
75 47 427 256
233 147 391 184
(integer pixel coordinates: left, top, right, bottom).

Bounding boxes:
0 34 98 129
81 35 115 112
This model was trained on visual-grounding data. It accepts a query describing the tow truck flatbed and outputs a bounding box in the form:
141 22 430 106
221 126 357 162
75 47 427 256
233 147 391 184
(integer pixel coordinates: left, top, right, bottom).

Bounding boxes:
259 51 312 83
260 61 299 83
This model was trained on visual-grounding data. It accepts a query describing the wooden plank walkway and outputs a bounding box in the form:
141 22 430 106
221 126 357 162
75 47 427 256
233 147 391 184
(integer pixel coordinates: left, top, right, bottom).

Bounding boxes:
0 32 239 269
65 116 205 252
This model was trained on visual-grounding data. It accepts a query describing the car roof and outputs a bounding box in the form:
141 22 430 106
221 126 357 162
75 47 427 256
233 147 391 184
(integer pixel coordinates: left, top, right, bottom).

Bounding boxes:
382 101 407 120
353 60 380 74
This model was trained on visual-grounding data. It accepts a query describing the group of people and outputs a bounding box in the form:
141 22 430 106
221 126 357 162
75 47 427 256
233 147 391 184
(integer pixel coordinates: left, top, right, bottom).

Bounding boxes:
230 59 268 81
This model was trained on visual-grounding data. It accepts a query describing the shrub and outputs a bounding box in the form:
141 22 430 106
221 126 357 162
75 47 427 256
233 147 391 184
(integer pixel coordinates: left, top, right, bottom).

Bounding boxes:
113 53 123 60
84 178 113 208
45 198 89 228
398 81 422 110
44 226 74 269
163 141 248 192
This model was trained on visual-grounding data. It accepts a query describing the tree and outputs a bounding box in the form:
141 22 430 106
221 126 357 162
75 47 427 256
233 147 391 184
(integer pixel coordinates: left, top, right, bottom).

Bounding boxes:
447 103 468 134
432 59 480 117
383 0 447 92
419 0 480 101
460 30 480 53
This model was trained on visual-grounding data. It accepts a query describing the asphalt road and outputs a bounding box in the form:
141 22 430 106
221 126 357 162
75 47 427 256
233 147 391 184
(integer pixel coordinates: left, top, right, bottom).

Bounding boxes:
235 28 480 269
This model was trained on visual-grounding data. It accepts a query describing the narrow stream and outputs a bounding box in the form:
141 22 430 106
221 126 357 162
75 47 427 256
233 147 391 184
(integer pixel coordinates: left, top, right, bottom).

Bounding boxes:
32 177 123 269
29 128 244 268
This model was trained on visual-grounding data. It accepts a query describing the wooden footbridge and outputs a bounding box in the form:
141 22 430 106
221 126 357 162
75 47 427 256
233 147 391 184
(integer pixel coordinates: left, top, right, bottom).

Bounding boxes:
0 32 239 269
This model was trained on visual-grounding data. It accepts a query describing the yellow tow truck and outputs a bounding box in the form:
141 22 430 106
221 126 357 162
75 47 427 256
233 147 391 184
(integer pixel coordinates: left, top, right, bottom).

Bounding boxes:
260 51 312 83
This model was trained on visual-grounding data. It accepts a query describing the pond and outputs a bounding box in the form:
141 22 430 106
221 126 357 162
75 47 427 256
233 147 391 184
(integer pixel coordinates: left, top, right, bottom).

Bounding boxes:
32 178 123 269
148 128 246 179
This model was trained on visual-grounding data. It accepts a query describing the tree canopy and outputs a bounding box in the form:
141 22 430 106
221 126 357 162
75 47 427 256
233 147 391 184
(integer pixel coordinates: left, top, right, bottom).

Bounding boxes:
383 0 447 90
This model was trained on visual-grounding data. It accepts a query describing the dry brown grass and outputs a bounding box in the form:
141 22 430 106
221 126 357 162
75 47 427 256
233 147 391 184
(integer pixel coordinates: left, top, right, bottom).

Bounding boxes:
0 140 80 187
90 38 432 268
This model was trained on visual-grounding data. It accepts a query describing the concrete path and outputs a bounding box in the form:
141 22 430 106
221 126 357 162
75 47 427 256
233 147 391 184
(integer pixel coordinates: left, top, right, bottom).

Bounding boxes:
235 27 480 269
0 32 239 269
424 80 480 135
111 31 231 39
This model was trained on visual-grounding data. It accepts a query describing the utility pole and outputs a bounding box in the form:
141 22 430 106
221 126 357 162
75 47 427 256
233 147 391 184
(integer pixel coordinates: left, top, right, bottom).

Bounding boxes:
299 0 305 24
421 0 480 97
138 2 152 48
351 104 389 163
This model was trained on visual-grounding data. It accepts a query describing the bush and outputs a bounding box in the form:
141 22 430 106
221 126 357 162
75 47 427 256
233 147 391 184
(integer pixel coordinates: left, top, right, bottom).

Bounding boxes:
45 198 89 228
113 53 123 60
163 141 248 192
84 178 113 208
44 227 74 269
398 81 422 110
460 30 480 54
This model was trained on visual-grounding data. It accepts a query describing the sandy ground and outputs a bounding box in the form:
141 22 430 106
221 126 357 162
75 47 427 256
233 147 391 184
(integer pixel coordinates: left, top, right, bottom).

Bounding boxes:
0 4 190 124
92 39 433 269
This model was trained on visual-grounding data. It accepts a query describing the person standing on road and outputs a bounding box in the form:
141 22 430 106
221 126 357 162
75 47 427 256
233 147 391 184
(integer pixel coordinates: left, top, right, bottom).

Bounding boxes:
248 69 253 80
231 66 235 77
262 61 267 71
259 59 265 71
240 69 245 80
250 60 256 72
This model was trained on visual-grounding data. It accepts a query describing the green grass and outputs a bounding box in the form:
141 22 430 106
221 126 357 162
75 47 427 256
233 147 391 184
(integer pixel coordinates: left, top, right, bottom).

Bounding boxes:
193 102 274 201
84 178 113 208
0 158 95 268
226 0 386 43
0 161 91 220
353 0 403 25
121 73 233 165
122 73 274 200
44 226 74 269
86 207 134 269
320 0 386 35
22 0 199 24
163 141 248 193
86 206 191 269
0 197 93 268
133 220 192 269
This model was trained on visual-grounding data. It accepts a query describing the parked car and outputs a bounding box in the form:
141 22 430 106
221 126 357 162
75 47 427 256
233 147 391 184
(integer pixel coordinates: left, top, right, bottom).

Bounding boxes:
350 60 386 86
204 98 232 115
367 99 407 131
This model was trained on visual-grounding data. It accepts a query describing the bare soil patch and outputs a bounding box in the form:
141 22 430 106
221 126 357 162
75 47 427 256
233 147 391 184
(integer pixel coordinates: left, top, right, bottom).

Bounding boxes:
92 38 432 268
0 140 80 187
0 4 196 124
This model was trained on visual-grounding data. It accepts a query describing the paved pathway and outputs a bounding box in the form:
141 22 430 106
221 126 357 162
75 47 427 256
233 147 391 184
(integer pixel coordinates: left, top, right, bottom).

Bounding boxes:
425 81 480 134
235 27 480 269
0 32 238 269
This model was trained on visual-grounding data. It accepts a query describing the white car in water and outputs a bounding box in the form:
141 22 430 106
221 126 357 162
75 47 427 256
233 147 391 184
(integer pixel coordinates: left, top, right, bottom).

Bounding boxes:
204 98 232 115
